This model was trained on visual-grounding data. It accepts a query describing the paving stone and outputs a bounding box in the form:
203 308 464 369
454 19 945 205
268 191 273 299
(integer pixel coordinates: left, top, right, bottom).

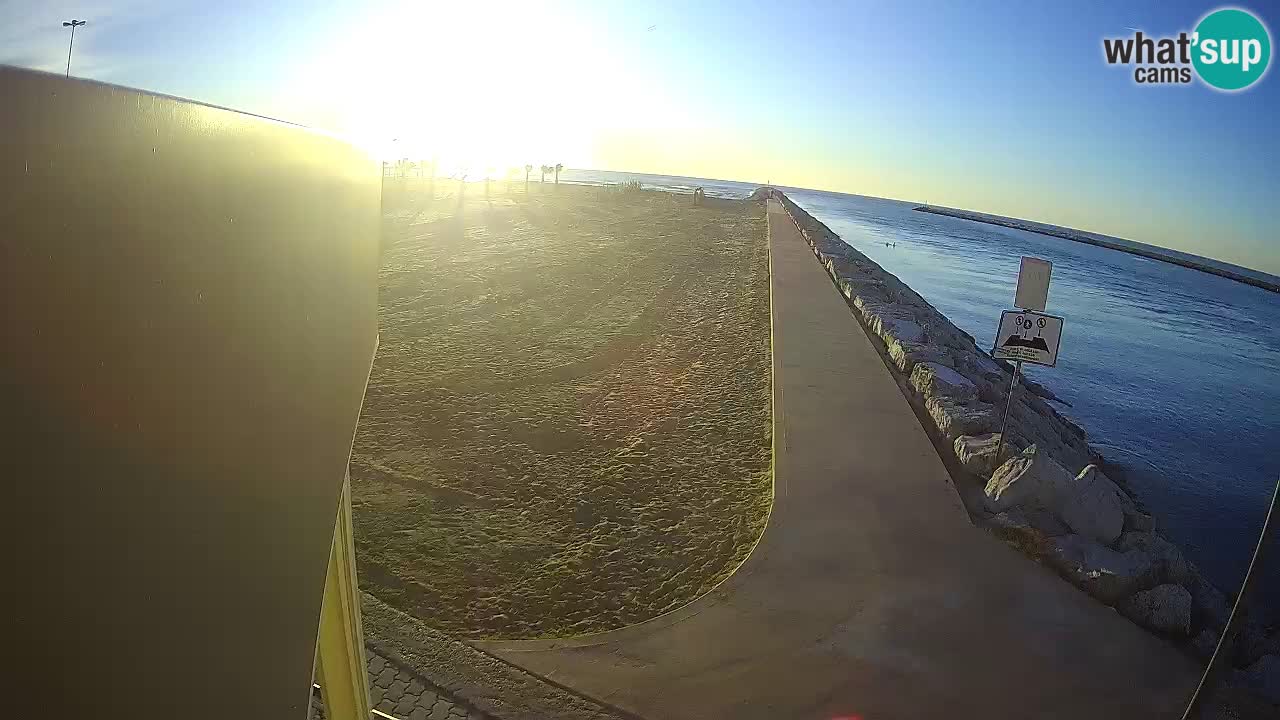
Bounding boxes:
429 699 452 720
375 667 396 688
375 695 397 714
370 687 384 707
387 679 407 701
407 678 426 695
419 690 439 708
368 654 386 675
394 694 417 715
410 708 430 720
396 670 413 683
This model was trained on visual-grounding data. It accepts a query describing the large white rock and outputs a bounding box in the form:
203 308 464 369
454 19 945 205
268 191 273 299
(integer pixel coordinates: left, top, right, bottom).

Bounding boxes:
880 315 925 345
855 301 917 343
1119 583 1192 635
886 337 950 375
1115 531 1192 586
1043 534 1160 604
983 444 1075 513
1058 465 1126 546
910 362 977 401
954 433 1023 476
825 256 860 281
926 395 996 442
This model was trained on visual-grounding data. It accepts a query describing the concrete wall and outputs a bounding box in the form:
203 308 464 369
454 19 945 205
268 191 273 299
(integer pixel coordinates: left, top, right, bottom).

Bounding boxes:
1 67 381 719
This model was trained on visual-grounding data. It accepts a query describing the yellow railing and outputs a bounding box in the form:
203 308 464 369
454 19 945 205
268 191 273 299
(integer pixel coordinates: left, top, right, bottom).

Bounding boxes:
315 473 374 720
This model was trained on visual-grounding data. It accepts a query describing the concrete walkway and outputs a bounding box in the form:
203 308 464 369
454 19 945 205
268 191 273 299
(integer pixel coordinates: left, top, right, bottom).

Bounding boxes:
476 203 1199 719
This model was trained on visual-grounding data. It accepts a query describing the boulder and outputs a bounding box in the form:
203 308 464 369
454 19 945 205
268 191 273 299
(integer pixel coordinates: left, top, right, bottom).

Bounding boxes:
1187 569 1231 632
990 506 1070 537
926 395 996 442
879 315 926 346
836 277 856 300
1241 655 1280 705
1043 534 1160 604
1023 378 1065 404
1109 483 1157 532
886 338 950 375
815 237 850 258
836 274 879 303
911 362 978 401
852 295 923 345
954 433 1024 476
825 256 860 281
1120 584 1192 635
1115 532 1192 586
1123 509 1156 533
1190 628 1220 659
983 444 1075 513
1236 616 1271 668
964 352 1007 384
1057 465 1126 546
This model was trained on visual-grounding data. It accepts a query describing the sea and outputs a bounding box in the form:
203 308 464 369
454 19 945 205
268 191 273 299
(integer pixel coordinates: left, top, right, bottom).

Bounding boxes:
558 169 1280 618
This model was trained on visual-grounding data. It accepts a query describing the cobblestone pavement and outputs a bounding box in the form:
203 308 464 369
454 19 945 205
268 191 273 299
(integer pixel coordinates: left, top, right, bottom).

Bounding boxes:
312 645 491 720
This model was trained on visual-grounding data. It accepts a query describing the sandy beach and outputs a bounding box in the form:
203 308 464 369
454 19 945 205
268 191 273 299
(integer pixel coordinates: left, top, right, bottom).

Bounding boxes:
351 180 772 639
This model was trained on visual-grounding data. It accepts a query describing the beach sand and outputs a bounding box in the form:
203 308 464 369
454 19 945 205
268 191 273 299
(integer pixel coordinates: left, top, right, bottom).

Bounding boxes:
352 180 772 639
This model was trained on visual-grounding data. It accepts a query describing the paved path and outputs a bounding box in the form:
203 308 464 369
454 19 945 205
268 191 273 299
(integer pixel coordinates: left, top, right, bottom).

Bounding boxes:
475 202 1200 719
311 646 490 720
367 648 489 720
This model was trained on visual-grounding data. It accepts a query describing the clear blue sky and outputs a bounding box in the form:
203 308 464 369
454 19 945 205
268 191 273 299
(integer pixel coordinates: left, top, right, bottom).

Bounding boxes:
3 0 1277 274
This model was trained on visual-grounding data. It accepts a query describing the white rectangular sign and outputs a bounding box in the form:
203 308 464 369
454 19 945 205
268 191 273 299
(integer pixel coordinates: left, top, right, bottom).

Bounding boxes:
1014 256 1052 312
992 310 1064 367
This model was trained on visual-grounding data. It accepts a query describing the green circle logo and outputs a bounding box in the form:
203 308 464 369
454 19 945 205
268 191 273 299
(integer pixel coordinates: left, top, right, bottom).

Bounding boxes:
1193 8 1271 90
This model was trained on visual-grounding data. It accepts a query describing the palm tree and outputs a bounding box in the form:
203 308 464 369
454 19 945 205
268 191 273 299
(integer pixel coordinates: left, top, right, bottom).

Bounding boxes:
539 165 548 183
554 163 563 185
525 164 532 193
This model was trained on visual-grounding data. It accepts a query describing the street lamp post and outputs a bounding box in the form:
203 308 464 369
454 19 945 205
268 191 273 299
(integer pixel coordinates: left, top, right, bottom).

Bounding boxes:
63 20 87 78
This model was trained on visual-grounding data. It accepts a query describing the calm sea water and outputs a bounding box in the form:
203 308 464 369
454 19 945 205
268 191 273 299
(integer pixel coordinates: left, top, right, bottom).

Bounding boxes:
561 169 1280 614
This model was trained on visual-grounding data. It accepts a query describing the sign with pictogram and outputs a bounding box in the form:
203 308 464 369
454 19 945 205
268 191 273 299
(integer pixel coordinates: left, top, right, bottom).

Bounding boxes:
992 310 1064 367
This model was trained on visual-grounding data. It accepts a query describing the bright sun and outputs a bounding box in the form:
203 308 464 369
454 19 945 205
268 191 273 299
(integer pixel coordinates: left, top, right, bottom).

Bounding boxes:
289 1 618 176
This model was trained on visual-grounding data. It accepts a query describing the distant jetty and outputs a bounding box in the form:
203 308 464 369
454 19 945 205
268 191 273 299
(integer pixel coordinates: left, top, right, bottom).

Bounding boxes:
914 205 1280 294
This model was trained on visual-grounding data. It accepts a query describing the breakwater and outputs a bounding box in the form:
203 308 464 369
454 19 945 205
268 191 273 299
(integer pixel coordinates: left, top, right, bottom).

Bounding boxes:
760 188 1277 689
913 204 1280 294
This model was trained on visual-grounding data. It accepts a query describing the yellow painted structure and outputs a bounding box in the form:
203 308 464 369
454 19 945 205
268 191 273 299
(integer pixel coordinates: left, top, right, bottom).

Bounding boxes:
2 67 381 719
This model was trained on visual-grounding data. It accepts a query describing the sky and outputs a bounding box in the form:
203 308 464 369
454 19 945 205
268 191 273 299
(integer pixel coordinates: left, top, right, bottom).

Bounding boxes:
3 0 1278 274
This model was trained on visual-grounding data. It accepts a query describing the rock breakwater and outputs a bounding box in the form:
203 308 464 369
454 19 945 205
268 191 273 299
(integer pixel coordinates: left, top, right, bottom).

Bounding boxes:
759 188 1277 695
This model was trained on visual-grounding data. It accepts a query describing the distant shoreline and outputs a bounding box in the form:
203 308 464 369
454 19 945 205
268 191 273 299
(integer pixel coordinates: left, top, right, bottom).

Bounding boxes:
913 205 1280 294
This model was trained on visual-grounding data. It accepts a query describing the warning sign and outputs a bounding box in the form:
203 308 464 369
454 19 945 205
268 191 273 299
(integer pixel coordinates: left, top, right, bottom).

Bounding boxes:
992 310 1064 367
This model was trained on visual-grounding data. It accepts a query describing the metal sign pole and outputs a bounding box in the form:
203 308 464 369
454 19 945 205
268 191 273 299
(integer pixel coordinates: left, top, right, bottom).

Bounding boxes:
992 360 1022 472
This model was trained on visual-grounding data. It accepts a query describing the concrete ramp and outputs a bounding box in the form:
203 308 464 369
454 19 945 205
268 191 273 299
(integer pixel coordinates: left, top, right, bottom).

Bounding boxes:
476 203 1198 719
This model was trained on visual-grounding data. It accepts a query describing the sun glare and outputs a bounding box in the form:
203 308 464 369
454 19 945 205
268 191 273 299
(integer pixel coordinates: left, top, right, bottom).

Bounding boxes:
285 0 651 175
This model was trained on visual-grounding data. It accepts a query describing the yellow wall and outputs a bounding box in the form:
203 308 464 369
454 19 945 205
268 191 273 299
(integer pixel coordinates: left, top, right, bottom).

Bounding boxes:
1 67 381 719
